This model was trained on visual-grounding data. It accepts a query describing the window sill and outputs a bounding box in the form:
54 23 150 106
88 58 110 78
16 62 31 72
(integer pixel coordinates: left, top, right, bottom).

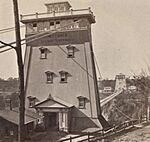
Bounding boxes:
46 82 53 84
60 81 67 83
40 58 47 59
67 56 75 58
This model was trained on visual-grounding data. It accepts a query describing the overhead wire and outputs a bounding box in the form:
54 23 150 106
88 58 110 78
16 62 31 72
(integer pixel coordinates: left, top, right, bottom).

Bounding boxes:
56 44 94 79
0 25 25 34
114 105 133 120
0 20 82 49
0 26 15 32
0 19 94 79
0 48 12 53
93 53 102 79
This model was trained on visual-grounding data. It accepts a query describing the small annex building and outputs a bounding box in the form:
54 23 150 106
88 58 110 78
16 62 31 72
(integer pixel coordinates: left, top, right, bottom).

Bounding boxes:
0 108 42 140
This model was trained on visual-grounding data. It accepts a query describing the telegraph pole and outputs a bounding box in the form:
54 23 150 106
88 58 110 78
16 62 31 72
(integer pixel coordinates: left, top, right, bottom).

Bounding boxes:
12 0 25 141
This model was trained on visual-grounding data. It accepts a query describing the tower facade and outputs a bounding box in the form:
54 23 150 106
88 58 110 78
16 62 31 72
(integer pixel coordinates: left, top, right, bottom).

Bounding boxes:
21 2 106 132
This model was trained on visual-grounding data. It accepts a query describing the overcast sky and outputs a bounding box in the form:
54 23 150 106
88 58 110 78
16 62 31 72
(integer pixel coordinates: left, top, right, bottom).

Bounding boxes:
0 0 150 79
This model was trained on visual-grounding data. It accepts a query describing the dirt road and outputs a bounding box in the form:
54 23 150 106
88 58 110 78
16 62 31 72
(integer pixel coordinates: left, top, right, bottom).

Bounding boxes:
112 125 150 142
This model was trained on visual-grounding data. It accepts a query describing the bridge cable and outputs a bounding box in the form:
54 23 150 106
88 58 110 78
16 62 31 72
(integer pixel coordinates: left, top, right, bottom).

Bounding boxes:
93 53 102 79
114 105 133 120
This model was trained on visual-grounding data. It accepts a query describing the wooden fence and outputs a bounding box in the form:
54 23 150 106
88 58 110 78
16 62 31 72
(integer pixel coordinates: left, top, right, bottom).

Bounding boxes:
58 119 140 142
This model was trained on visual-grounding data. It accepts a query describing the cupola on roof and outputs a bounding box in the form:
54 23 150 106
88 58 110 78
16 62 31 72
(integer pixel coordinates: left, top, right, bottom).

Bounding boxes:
45 1 72 13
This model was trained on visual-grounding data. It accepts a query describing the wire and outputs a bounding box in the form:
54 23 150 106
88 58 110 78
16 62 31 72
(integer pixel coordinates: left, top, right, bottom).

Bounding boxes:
0 25 25 34
0 20 82 50
0 48 13 53
56 44 94 79
0 41 15 49
0 20 94 79
0 27 15 32
114 106 133 120
94 53 102 79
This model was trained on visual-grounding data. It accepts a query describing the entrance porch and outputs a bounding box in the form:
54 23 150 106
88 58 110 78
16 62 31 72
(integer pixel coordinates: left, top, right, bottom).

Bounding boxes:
34 97 73 132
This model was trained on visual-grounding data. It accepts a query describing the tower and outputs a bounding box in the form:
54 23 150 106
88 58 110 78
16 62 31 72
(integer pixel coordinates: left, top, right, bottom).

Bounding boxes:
21 1 107 132
115 73 126 91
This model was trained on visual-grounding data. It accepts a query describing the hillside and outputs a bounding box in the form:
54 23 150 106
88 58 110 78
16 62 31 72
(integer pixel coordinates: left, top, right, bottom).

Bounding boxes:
0 77 19 109
112 124 150 142
0 77 19 92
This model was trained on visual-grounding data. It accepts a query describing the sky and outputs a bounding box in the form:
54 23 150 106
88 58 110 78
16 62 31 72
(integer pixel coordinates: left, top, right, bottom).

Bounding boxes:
0 0 150 79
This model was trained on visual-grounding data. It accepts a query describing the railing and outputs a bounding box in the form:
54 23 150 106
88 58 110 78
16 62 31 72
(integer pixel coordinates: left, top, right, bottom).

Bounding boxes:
20 8 95 21
58 119 140 142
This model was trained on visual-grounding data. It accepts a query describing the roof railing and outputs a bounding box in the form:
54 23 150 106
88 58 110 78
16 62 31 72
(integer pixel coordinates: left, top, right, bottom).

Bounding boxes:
20 7 95 21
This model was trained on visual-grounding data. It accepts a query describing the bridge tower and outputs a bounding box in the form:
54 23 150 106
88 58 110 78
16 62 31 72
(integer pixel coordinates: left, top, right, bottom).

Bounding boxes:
115 73 126 91
21 1 108 132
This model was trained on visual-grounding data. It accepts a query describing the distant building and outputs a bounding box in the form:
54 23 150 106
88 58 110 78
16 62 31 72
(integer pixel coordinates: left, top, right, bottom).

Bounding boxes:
98 73 137 98
98 79 115 99
21 2 108 132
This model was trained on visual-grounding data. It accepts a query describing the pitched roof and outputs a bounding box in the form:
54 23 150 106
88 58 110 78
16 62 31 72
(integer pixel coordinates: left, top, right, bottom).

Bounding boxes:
13 107 41 119
34 96 73 108
0 108 41 125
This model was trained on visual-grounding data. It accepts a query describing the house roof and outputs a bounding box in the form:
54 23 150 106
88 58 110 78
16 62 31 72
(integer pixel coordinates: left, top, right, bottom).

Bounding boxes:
13 107 41 119
34 96 73 108
0 108 41 125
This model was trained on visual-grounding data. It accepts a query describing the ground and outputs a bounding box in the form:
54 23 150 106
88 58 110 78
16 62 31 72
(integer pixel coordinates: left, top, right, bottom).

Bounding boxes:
26 130 67 142
112 124 150 142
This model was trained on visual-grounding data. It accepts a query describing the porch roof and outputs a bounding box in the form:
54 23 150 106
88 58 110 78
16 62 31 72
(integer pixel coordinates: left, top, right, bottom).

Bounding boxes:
34 96 73 109
0 109 40 125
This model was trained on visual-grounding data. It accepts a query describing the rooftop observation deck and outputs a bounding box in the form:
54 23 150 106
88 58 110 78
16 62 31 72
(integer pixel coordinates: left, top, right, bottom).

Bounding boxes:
20 8 95 23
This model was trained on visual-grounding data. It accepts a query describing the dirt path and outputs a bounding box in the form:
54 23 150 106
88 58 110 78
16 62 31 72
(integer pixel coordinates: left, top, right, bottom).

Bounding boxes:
112 125 150 142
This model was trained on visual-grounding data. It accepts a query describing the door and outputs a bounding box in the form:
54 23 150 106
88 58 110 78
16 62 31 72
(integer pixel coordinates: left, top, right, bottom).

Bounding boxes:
44 112 58 130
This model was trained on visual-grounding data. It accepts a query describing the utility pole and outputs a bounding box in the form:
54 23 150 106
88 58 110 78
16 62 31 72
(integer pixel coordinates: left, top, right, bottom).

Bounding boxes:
12 0 25 142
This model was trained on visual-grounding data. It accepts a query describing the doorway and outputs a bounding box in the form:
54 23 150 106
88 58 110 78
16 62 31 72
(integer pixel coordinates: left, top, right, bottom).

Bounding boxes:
44 112 58 130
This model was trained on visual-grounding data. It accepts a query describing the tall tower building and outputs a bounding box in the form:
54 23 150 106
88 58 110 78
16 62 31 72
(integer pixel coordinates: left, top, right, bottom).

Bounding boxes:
21 1 108 132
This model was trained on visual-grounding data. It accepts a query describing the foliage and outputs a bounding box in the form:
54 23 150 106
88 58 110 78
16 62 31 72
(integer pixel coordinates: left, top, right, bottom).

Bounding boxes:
0 77 19 109
0 77 19 92
103 76 150 125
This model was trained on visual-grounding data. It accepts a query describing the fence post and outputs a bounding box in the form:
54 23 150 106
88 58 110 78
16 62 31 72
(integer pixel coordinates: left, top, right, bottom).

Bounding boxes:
70 136 72 142
88 132 90 142
102 129 104 138
35 12 38 18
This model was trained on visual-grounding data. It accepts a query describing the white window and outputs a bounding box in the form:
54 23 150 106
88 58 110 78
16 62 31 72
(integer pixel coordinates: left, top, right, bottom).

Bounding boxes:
77 96 87 109
45 71 54 83
56 21 61 29
27 96 37 107
74 19 79 28
66 45 76 58
39 47 48 59
33 23 37 31
59 71 68 83
50 21 55 30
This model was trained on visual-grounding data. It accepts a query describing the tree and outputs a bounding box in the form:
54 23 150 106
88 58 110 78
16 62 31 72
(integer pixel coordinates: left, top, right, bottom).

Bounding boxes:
132 75 150 121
